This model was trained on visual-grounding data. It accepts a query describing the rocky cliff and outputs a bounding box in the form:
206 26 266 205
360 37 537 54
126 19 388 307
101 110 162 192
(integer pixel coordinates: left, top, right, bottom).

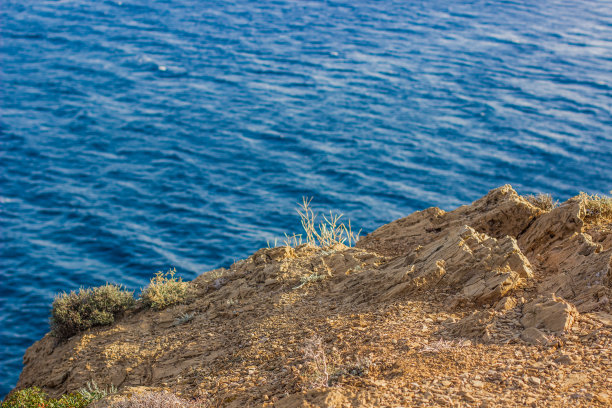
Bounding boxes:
12 186 612 407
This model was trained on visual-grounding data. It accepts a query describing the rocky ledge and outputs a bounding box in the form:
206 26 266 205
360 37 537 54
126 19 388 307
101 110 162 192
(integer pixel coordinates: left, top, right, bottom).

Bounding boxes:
12 186 612 407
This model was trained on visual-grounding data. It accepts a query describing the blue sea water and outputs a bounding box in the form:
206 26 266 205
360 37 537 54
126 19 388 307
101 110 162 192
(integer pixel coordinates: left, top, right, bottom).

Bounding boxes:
1 0 611 396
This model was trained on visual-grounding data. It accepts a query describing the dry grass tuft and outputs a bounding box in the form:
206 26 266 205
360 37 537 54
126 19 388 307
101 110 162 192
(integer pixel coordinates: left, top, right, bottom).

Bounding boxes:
293 273 325 290
267 198 361 249
296 197 361 248
525 193 558 211
419 338 469 353
579 192 612 224
140 268 189 311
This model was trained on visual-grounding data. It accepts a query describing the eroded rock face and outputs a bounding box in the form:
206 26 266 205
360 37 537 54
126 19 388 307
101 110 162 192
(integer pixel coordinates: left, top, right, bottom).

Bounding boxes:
378 225 532 305
517 200 584 256
517 200 612 311
521 294 578 332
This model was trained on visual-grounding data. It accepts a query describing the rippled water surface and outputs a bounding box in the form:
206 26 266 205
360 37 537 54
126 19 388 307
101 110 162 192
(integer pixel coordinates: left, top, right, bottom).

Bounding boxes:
1 0 612 396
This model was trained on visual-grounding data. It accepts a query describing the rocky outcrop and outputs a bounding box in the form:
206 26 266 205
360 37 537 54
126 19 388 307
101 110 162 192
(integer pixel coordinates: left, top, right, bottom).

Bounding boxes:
376 225 532 305
9 186 612 407
356 185 540 257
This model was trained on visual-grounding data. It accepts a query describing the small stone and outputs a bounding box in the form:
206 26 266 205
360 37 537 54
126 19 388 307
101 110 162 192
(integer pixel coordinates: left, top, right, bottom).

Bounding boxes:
462 392 477 402
595 393 610 404
521 294 578 332
472 380 484 388
521 327 550 345
441 380 452 387
553 354 573 365
528 377 541 386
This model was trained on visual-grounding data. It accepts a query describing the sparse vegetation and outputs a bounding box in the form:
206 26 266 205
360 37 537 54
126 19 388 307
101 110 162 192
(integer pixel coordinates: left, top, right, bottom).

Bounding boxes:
525 193 558 211
579 192 612 224
78 380 116 401
172 312 195 327
51 284 135 339
269 198 362 249
329 357 373 385
1 383 114 408
293 273 326 290
419 338 469 353
297 197 361 247
140 268 190 311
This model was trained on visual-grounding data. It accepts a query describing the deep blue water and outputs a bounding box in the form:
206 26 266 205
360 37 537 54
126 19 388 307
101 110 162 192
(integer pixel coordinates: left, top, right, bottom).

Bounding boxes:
1 0 612 396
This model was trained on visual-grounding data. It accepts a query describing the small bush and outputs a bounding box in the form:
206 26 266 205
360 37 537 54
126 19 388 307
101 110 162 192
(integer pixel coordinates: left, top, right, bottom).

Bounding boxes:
525 193 558 211
579 192 612 224
1 385 110 408
2 387 47 408
51 284 135 339
140 268 189 310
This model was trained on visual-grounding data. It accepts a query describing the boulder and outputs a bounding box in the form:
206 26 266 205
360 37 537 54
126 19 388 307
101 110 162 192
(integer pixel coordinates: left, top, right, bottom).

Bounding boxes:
521 294 578 332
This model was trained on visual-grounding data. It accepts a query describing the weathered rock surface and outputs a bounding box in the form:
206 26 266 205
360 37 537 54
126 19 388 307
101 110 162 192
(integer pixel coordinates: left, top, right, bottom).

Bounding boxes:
356 185 540 257
9 185 612 407
376 225 532 305
521 294 578 332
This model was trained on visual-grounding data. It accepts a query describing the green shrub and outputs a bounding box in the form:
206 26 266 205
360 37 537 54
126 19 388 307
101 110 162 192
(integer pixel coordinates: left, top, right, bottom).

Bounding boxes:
51 284 135 339
2 387 47 408
140 268 189 310
1 386 96 408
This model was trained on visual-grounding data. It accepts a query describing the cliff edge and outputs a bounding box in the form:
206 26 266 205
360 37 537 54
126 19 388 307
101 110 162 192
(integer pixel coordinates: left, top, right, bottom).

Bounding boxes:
12 186 612 407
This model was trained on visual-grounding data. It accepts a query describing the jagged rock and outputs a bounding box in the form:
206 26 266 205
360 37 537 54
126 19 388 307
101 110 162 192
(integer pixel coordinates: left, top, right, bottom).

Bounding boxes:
535 233 612 310
521 294 578 332
591 312 612 327
379 225 532 305
518 200 584 256
357 185 540 257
